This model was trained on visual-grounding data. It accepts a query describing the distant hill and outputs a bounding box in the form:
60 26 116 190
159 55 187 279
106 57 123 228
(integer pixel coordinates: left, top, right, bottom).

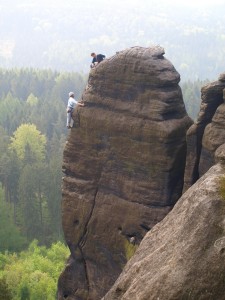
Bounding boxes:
0 0 225 81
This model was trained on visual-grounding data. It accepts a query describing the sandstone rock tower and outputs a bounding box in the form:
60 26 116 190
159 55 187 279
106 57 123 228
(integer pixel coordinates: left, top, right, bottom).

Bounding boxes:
58 46 192 300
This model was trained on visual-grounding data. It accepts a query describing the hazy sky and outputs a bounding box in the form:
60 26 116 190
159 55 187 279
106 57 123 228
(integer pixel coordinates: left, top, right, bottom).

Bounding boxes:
1 0 224 8
168 0 223 5
0 0 225 79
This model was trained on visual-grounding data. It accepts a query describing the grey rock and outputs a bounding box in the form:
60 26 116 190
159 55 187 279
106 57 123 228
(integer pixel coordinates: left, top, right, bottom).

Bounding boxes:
103 163 225 300
219 73 225 82
183 80 225 192
215 143 225 164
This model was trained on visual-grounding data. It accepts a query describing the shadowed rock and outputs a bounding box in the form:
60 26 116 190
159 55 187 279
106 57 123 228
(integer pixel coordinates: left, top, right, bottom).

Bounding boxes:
183 75 225 191
58 46 192 300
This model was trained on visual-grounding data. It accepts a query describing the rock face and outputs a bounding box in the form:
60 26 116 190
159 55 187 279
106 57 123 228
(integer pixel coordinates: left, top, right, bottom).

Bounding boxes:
103 151 225 300
58 46 192 300
183 74 225 191
103 74 225 300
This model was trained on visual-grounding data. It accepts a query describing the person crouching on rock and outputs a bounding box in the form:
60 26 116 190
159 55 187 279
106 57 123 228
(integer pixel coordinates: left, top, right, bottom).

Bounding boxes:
90 52 106 68
66 91 84 129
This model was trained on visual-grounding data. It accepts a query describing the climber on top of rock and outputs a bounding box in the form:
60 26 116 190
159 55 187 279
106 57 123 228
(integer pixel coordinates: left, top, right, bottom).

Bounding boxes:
66 91 84 129
90 52 105 68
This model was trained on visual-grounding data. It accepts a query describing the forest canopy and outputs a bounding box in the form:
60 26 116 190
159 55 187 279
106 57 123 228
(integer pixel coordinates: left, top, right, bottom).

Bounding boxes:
0 240 69 300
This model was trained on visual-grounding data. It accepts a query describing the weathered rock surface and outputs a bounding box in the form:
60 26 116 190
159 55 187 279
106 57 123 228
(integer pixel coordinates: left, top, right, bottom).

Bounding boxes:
183 75 225 191
58 46 192 300
103 153 225 300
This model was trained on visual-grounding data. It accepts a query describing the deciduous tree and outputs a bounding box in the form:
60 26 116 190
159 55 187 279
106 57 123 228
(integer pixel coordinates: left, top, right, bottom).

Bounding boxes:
10 123 46 163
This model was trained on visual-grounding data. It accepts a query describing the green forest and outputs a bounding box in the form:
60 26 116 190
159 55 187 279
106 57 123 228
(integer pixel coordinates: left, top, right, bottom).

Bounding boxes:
0 68 206 299
0 241 69 300
0 68 86 299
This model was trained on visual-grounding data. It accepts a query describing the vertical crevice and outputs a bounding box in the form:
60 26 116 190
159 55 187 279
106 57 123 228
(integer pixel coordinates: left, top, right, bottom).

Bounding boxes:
192 125 204 184
78 187 98 247
77 245 90 294
77 187 99 294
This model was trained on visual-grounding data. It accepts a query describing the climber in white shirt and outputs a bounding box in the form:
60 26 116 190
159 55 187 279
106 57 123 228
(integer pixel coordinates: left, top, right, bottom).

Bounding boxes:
66 91 84 129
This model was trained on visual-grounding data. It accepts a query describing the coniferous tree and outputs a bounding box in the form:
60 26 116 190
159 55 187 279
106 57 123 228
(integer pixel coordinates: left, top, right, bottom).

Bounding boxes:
0 68 87 246
0 187 27 252
0 278 12 300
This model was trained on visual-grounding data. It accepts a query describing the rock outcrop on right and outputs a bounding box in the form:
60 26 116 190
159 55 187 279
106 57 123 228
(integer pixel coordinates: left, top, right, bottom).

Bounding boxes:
103 74 225 300
103 144 225 300
183 74 225 191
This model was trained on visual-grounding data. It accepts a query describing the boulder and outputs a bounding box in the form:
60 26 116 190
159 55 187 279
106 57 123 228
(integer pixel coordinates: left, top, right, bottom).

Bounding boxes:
58 46 192 300
103 151 225 300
